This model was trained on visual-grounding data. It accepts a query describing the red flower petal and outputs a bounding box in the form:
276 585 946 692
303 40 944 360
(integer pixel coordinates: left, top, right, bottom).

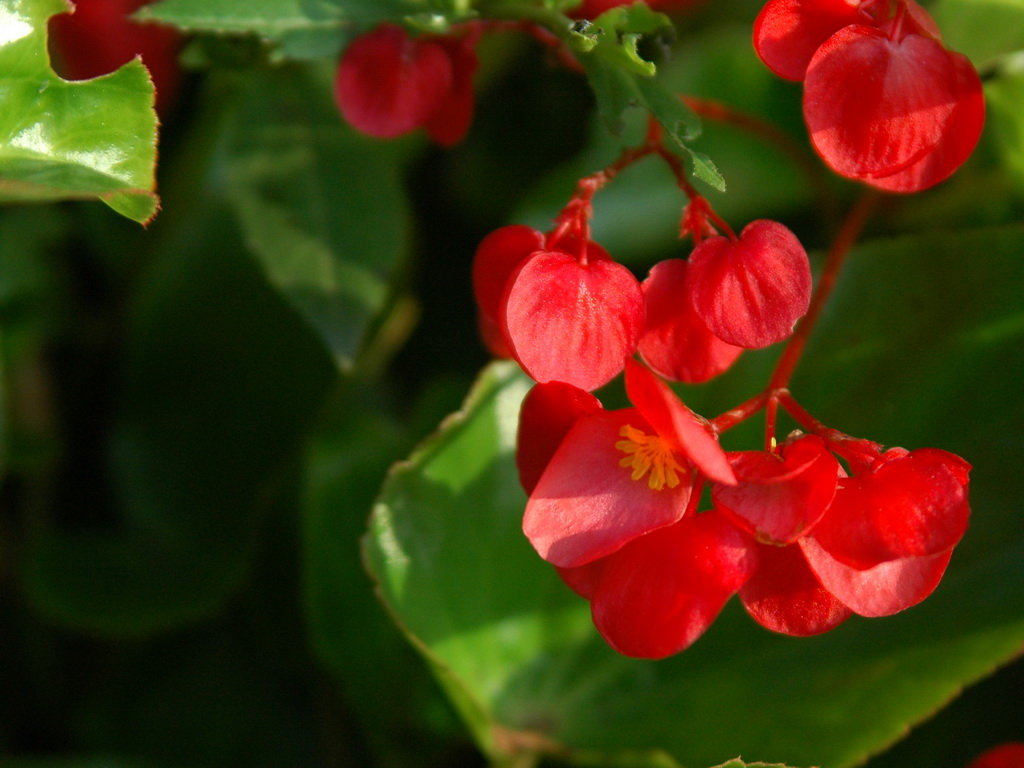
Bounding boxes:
522 409 692 568
472 225 546 324
801 535 953 616
516 381 603 495
686 220 811 349
740 541 852 636
967 744 1024 768
753 0 870 81
502 251 645 392
334 24 453 139
714 435 840 544
624 359 736 485
638 259 743 383
589 511 757 658
425 35 479 147
810 448 971 569
804 27 985 192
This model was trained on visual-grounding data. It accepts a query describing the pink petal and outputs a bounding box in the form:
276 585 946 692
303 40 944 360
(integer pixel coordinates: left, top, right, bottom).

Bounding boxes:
801 536 953 616
503 251 645 392
804 27 984 191
425 35 479 147
589 511 757 658
522 409 692 568
638 259 743 383
686 220 811 349
516 381 603 495
810 448 971 569
713 435 840 544
754 0 871 81
624 359 736 485
334 24 453 139
740 541 852 636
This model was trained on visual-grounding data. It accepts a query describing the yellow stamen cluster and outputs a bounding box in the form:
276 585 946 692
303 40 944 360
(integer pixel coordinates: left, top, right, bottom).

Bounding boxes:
615 424 686 491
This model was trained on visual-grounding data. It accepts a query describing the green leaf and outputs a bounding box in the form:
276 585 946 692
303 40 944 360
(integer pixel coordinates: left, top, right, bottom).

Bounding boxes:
140 0 456 58
933 0 1024 66
986 68 1024 193
686 147 726 192
217 65 411 370
364 225 1024 767
0 0 158 222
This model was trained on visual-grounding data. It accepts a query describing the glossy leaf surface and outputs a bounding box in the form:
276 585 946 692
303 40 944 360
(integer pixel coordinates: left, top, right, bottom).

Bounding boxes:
0 0 158 221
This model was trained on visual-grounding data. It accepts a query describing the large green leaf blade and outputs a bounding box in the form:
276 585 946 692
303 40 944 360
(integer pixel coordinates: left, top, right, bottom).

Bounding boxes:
364 226 1024 767
0 0 158 222
217 65 410 369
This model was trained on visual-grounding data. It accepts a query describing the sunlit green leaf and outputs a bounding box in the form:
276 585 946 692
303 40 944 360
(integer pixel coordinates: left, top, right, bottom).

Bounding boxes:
986 68 1024 192
934 0 1024 66
0 0 158 222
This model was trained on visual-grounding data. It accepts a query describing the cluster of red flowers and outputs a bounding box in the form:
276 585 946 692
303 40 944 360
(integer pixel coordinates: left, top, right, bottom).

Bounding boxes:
334 0 981 659
471 138 972 657
754 0 984 191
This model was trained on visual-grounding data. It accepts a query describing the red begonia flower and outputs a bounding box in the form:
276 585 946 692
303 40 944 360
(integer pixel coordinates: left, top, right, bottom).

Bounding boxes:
686 220 812 349
810 447 971 570
624 359 736 485
740 540 852 635
523 408 694 567
516 381 602 495
502 250 645 392
638 259 743 383
713 434 840 544
522 360 733 567
335 24 453 139
425 34 479 147
753 0 872 81
801 536 953 616
804 25 985 193
49 0 181 113
587 511 757 658
966 744 1024 768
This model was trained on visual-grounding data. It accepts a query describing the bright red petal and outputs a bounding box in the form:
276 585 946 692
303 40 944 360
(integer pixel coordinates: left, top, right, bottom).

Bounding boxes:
861 48 985 192
804 27 984 191
472 225 545 324
425 35 479 147
589 511 757 658
714 435 840 544
503 251 645 392
334 24 453 139
801 536 953 616
522 409 692 568
638 259 743 383
686 220 811 349
810 448 971 569
740 541 852 636
624 359 736 485
967 744 1024 768
753 0 871 81
516 381 603 495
